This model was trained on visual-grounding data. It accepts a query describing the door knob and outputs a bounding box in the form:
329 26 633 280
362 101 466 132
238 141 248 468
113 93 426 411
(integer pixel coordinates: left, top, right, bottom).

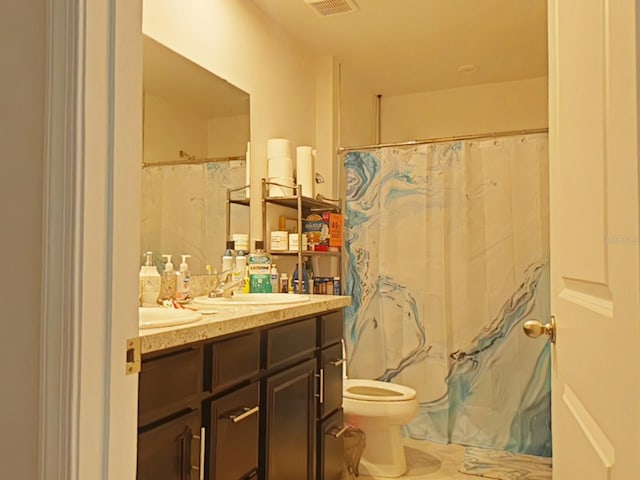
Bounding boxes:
523 316 556 343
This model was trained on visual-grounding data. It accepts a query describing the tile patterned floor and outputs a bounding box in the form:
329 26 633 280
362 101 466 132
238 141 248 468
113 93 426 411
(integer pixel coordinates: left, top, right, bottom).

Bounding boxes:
353 438 492 480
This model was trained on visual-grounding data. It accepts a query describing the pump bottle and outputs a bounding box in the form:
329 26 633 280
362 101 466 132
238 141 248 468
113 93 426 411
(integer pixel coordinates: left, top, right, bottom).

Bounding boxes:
158 254 177 303
139 251 161 306
176 254 192 303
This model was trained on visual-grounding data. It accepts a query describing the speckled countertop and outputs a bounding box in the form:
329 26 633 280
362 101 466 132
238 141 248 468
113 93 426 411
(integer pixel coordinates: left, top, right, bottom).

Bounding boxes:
138 295 351 354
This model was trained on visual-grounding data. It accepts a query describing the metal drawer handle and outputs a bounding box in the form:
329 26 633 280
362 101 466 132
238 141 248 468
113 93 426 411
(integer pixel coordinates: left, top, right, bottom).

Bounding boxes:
190 427 205 480
330 358 345 367
224 406 259 423
315 369 324 403
179 425 204 480
327 425 349 438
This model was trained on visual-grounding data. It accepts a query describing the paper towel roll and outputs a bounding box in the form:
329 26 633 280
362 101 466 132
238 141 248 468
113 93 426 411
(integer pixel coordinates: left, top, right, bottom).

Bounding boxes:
266 138 291 158
268 156 293 179
269 176 294 197
296 146 314 198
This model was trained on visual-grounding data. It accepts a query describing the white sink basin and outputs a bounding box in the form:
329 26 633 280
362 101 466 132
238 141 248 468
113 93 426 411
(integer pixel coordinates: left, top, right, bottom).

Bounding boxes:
139 307 203 329
192 293 311 307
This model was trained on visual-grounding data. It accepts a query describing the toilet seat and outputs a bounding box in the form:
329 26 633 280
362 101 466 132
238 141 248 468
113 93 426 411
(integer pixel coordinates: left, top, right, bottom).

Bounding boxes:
343 378 417 402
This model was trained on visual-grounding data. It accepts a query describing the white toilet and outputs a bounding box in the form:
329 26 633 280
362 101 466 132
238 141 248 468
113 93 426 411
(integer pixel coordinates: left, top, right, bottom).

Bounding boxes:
342 344 419 477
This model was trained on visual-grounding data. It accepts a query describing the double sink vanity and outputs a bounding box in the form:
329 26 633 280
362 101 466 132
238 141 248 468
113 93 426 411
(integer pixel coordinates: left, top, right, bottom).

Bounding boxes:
139 35 350 479
135 294 351 480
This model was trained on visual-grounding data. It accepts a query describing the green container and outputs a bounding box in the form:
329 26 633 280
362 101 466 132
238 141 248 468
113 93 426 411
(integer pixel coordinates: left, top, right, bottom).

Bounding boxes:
248 240 272 293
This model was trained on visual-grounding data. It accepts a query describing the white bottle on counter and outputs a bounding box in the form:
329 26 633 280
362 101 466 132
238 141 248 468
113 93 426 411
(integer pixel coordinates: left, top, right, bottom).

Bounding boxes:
139 251 161 306
176 254 192 303
270 264 279 293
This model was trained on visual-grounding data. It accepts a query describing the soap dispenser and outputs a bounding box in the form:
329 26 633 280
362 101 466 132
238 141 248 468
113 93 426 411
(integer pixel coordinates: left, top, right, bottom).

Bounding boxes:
158 254 177 303
176 254 191 303
139 251 161 306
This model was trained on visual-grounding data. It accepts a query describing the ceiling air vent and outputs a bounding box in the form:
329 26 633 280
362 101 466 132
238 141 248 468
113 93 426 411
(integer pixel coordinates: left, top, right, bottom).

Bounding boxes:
304 0 359 17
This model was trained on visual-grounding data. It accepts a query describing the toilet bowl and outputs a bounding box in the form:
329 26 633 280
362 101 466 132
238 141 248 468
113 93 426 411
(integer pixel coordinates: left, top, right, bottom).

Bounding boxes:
342 368 419 477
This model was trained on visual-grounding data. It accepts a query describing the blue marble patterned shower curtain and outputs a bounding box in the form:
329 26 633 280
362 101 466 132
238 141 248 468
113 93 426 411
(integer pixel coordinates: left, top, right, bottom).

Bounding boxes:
343 133 551 457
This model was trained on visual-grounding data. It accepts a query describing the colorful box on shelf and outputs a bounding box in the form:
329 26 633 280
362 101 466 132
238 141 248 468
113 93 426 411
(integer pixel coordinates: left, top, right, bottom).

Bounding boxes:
302 212 343 251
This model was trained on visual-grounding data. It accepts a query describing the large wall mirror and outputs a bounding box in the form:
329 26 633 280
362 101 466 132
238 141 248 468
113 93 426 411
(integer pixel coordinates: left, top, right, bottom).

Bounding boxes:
141 36 250 274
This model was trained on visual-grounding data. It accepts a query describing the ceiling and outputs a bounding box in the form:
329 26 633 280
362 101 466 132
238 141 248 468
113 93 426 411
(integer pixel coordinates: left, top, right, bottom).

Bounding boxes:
250 0 548 96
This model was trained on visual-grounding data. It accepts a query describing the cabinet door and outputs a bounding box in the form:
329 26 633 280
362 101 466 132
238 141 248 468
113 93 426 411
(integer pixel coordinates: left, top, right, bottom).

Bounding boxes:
319 342 344 419
138 346 201 427
264 358 317 480
137 409 202 480
319 409 346 480
208 382 260 480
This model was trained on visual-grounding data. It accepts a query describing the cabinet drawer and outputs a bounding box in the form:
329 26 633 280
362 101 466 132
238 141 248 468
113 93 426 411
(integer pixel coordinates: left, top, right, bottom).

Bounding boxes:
137 409 202 480
319 342 344 419
265 317 316 370
319 409 346 480
209 382 260 480
139 346 201 426
319 310 343 347
210 330 260 394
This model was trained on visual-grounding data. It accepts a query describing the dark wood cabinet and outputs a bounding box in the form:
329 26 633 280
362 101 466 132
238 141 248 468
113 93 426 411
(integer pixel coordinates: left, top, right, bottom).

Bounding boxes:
319 409 346 480
138 346 201 427
319 342 344 419
137 309 346 480
207 382 260 480
263 358 317 480
137 409 202 480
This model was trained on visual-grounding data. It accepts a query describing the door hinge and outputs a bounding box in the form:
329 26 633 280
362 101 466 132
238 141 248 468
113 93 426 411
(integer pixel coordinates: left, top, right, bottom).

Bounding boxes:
125 337 141 375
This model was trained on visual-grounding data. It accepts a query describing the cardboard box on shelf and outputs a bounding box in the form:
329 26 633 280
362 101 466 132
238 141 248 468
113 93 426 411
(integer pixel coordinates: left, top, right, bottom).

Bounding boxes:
302 212 342 251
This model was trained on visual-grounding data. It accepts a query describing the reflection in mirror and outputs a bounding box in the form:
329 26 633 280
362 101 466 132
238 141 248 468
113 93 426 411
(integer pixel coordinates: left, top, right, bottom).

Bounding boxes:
140 36 250 274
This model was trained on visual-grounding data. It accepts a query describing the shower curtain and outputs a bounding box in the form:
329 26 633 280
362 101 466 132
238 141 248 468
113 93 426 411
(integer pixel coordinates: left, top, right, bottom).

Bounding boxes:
140 160 247 274
343 133 551 457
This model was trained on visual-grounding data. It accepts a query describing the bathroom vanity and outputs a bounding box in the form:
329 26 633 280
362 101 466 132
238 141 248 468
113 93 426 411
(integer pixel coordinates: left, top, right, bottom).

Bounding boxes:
136 295 350 480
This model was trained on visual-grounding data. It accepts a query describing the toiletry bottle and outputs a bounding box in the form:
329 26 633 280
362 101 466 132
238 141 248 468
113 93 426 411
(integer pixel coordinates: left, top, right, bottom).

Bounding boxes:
248 240 272 293
175 254 192 303
270 264 279 293
292 262 309 294
280 272 289 293
242 263 250 294
233 252 247 283
139 251 161 306
222 240 236 274
158 254 177 303
304 256 314 294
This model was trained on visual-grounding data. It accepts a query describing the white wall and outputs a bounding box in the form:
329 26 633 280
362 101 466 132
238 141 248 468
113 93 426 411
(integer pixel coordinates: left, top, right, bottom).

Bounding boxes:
143 93 209 164
143 0 316 245
339 64 378 148
0 1 44 477
380 76 548 142
207 114 250 158
314 56 340 199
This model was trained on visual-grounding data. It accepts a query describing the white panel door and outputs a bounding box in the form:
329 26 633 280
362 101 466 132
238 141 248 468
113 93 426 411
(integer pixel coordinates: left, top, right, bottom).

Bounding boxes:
547 0 640 478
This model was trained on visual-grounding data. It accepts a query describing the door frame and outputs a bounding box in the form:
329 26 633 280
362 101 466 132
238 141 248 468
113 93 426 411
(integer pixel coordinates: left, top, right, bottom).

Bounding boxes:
40 0 142 478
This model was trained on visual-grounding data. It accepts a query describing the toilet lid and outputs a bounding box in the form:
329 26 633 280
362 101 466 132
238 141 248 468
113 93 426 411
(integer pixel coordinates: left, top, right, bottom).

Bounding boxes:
343 379 417 402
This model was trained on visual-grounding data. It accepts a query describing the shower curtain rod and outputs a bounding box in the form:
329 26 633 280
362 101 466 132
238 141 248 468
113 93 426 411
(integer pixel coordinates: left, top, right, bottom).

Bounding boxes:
142 154 245 168
337 127 549 153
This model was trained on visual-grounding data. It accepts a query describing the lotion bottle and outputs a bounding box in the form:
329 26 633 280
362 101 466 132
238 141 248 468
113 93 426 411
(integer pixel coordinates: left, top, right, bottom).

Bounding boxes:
176 254 192 303
139 251 161 306
158 254 177 303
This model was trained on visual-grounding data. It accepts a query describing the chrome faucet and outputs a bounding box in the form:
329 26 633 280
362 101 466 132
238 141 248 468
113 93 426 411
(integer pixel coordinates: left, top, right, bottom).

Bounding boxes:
208 269 245 298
